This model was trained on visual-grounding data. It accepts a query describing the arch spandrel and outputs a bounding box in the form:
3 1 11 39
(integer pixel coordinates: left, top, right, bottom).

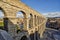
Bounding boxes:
0 0 20 2
0 1 3 7
0 4 19 18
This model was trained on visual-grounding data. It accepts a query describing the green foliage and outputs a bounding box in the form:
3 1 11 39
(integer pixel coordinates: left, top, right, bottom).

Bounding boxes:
0 22 4 26
0 22 4 29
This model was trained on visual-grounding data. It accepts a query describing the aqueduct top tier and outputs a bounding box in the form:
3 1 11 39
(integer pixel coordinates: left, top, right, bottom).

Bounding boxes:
0 0 46 18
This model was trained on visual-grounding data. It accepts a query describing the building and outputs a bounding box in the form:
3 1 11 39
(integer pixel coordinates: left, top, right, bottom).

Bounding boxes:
46 17 60 29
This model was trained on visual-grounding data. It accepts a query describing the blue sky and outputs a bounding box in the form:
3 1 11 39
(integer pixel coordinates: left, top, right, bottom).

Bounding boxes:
21 0 60 14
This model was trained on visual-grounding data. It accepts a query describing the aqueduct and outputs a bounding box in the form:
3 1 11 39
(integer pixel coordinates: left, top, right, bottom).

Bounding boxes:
0 0 47 40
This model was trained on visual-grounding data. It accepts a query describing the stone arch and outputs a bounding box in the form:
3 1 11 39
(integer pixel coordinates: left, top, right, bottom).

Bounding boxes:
16 11 27 30
20 36 28 40
16 11 26 18
38 16 40 25
39 17 41 24
34 15 36 26
37 16 39 25
29 14 33 28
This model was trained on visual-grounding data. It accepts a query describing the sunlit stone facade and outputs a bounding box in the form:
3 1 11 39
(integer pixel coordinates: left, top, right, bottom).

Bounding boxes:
0 0 47 40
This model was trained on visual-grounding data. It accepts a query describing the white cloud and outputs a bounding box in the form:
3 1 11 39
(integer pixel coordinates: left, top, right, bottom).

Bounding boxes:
42 12 60 17
16 13 24 18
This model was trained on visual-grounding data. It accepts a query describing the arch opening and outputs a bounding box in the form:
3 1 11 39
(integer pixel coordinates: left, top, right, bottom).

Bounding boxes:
16 11 26 32
16 11 26 18
0 8 5 30
29 14 33 28
20 36 28 40
35 31 40 40
34 15 36 26
37 16 40 25
30 33 34 40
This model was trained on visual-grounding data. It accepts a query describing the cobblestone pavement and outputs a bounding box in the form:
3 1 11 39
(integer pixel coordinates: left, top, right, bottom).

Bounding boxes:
40 28 60 40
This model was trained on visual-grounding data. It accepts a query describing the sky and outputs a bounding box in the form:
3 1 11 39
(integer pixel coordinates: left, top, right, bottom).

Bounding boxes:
0 10 4 18
21 0 60 14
